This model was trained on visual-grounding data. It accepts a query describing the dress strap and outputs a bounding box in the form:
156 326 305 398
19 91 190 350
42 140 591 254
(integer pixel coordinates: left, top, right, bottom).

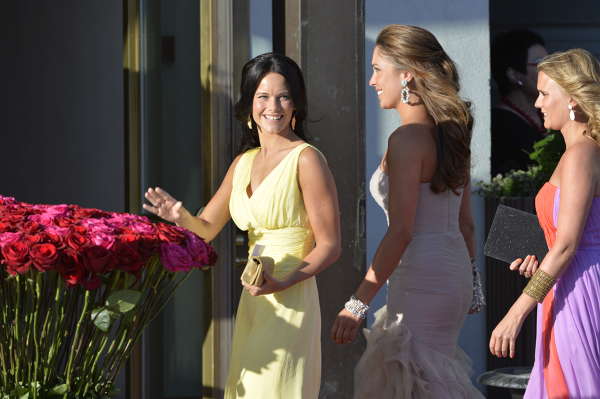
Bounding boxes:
232 147 260 189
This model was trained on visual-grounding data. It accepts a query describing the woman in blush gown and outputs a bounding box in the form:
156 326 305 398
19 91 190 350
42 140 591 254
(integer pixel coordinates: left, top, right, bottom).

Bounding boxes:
331 25 483 398
490 49 600 399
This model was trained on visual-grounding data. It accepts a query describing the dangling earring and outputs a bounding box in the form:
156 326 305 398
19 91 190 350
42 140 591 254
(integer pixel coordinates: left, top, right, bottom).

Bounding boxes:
401 79 410 104
247 116 253 129
568 104 576 121
291 115 297 131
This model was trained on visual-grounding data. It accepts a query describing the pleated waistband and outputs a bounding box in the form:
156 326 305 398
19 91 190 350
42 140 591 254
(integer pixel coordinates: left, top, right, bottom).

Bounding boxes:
249 227 313 247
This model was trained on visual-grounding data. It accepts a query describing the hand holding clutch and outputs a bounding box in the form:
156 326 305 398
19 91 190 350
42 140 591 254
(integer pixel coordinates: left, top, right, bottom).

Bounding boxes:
241 256 275 287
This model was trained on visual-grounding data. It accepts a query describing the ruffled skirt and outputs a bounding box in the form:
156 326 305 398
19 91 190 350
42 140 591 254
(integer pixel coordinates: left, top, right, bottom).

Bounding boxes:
355 307 484 398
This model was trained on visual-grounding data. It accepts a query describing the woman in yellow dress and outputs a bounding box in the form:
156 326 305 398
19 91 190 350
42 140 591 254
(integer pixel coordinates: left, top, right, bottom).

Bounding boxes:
143 53 341 399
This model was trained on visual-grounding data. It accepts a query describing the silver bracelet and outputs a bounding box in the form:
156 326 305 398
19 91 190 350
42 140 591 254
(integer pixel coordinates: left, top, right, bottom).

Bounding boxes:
344 295 369 319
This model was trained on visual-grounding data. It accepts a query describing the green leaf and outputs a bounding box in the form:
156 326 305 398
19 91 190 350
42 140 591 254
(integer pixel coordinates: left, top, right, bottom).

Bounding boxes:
49 384 68 395
91 307 113 332
106 290 141 313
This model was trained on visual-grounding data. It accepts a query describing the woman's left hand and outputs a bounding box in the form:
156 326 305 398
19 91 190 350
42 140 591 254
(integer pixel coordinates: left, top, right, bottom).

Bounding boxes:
242 270 289 296
331 308 362 344
489 309 525 358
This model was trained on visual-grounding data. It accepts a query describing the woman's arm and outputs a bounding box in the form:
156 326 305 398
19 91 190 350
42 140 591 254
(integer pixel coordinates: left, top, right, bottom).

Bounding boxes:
144 154 242 242
331 126 427 344
243 147 342 296
490 144 598 358
286 147 342 281
352 128 425 305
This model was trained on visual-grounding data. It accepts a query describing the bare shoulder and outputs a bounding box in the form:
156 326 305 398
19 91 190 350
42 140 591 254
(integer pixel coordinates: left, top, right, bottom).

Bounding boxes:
388 123 435 154
298 145 328 169
561 140 600 168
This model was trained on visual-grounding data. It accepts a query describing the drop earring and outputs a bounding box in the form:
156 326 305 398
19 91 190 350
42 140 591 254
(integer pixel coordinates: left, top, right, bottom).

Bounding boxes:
401 79 410 104
247 116 253 129
568 104 575 121
291 115 297 131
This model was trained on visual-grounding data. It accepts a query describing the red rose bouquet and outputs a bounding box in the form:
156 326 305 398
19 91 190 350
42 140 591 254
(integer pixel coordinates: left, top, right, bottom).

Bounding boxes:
0 195 216 398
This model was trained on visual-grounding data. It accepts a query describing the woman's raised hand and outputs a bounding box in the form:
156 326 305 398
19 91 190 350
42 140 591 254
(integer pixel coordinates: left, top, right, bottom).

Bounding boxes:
143 187 191 224
509 255 539 278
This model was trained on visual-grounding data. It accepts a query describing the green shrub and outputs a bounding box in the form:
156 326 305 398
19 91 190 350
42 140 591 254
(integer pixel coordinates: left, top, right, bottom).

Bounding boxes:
479 132 565 198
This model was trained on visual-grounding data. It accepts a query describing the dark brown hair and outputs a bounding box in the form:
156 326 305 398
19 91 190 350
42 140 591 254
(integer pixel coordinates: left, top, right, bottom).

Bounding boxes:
235 53 308 153
376 25 473 193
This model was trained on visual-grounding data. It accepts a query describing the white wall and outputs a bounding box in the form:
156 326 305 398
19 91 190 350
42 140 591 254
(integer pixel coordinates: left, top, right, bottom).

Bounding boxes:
365 0 490 390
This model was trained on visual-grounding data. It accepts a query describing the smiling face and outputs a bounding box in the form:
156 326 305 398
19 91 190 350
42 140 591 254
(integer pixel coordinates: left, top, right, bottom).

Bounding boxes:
251 72 295 136
369 46 407 109
534 71 572 131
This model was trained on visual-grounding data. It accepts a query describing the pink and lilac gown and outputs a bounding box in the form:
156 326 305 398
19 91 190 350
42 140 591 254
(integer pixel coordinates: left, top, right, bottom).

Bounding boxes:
354 167 484 398
525 182 600 398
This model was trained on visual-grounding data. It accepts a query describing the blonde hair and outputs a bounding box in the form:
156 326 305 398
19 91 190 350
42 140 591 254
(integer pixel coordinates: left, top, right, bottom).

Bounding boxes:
538 49 600 144
376 24 473 193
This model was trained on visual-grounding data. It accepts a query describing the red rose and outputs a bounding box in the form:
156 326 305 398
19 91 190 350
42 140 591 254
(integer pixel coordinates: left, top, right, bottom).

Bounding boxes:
0 222 12 233
55 217 77 228
82 245 115 274
6 214 24 224
73 208 111 219
40 231 66 250
66 228 90 251
113 240 145 274
119 232 140 243
21 220 41 234
157 224 185 243
25 234 43 244
2 240 31 274
57 250 84 286
30 243 59 272
81 273 102 290
138 236 159 258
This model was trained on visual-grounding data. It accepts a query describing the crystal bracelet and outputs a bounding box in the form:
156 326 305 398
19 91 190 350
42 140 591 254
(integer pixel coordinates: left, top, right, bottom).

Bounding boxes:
344 295 369 319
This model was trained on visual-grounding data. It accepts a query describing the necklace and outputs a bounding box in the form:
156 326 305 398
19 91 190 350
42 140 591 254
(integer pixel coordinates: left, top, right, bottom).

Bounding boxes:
501 97 546 133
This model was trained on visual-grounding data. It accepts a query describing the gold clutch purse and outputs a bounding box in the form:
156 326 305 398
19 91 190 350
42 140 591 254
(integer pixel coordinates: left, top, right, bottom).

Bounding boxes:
241 256 275 286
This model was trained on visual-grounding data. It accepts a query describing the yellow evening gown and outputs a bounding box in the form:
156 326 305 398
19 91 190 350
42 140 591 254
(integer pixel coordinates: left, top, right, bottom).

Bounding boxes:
224 142 321 399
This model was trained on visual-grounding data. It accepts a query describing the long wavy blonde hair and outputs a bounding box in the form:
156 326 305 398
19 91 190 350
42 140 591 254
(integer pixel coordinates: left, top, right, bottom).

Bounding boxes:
537 49 600 144
376 24 473 193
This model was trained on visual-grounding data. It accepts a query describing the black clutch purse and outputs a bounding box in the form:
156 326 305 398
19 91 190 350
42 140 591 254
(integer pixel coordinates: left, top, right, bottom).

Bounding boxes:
484 204 548 263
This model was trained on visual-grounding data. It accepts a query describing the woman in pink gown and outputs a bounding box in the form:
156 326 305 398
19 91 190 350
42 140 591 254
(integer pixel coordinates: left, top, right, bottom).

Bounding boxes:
490 48 600 398
330 25 483 398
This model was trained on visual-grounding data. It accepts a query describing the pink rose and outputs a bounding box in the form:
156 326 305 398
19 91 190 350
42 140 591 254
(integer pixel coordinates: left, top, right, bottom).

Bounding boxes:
0 232 22 247
90 232 116 250
184 231 217 267
159 243 193 272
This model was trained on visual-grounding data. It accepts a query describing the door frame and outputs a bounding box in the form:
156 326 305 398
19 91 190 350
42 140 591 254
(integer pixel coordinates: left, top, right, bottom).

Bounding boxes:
123 0 247 398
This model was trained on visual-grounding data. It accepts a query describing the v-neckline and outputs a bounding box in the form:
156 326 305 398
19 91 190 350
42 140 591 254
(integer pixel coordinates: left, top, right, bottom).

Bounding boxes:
245 143 305 199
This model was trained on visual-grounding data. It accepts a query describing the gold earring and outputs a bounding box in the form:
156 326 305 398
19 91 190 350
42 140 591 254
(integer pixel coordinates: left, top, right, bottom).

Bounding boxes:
247 117 253 130
291 116 297 131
